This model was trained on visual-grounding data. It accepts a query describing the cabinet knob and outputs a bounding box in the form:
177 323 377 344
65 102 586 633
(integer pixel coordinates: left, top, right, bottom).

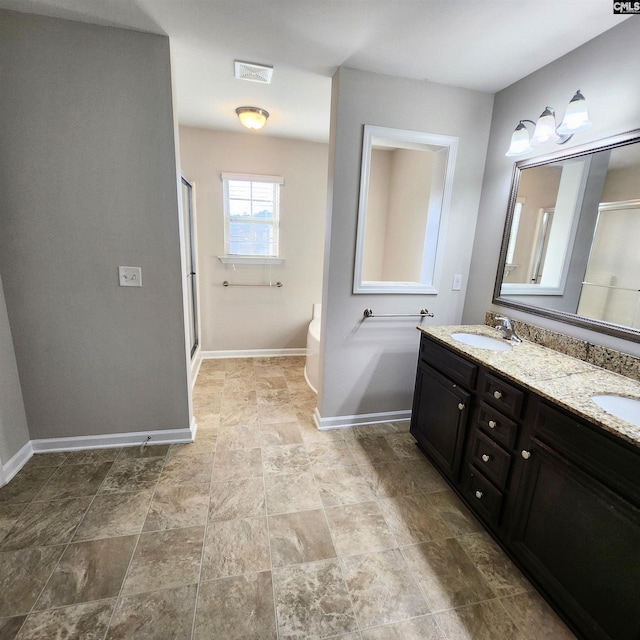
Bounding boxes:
475 490 483 499
488 420 497 429
521 450 531 460
457 403 465 411
481 454 490 463
493 390 503 399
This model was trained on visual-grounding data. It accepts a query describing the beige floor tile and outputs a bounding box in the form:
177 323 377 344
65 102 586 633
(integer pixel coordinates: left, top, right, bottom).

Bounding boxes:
122 526 204 595
426 490 484 537
313 465 377 507
259 422 303 446
306 441 358 470
0 504 27 543
361 614 445 639
0 498 91 551
99 458 164 494
0 466 57 505
217 423 261 450
106 584 197 640
212 448 263 481
434 600 527 640
209 477 266 521
325 501 397 557
346 435 401 465
341 547 430 629
269 509 336 567
0 356 579 639
377 494 452 545
258 404 299 424
73 490 154 540
202 517 270 580
143 483 210 532
194 572 276 640
35 536 137 610
262 444 310 475
0 546 65 616
457 531 532 597
360 462 429 498
500 591 578 639
265 471 322 514
17 599 116 640
34 462 113 501
158 452 213 486
402 538 495 612
273 559 357 639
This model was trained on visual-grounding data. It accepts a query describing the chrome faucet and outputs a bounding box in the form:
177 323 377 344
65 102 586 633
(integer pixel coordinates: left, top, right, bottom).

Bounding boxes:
494 316 522 343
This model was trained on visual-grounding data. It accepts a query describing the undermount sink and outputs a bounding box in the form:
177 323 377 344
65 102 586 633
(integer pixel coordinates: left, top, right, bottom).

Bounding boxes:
591 394 640 427
450 332 513 352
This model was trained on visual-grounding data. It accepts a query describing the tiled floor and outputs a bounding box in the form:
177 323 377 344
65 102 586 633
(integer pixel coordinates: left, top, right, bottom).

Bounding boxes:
0 356 578 639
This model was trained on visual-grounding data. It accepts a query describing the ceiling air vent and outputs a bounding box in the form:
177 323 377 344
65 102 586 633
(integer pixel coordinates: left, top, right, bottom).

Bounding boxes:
234 60 273 85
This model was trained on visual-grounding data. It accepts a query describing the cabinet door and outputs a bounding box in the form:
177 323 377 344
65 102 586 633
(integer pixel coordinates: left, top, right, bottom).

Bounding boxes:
511 439 640 640
410 363 470 482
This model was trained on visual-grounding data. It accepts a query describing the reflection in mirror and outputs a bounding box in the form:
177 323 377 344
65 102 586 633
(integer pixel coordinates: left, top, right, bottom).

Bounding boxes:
354 125 458 294
495 129 640 338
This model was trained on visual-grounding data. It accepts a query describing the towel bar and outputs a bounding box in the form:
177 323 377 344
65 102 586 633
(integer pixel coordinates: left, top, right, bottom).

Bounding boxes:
363 308 434 319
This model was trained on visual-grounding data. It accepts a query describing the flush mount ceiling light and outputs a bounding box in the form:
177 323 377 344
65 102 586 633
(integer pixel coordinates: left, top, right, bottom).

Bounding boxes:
506 90 591 157
235 106 269 131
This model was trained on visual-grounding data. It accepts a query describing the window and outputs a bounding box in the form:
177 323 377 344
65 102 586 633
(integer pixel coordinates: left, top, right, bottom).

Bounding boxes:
222 173 283 258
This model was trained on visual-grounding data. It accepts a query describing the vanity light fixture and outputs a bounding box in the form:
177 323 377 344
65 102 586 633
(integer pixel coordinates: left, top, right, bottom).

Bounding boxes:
235 106 269 130
506 90 591 157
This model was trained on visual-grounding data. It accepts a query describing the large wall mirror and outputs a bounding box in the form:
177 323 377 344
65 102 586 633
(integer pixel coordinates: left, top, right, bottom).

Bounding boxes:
494 128 640 340
353 125 458 294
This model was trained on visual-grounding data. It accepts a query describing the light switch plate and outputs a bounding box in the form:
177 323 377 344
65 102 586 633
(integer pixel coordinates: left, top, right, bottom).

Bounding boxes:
452 274 462 291
119 266 142 287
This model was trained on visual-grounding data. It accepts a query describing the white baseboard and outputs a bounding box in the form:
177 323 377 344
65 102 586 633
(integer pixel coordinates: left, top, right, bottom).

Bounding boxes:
201 348 306 360
0 440 34 487
314 407 411 430
1 419 198 488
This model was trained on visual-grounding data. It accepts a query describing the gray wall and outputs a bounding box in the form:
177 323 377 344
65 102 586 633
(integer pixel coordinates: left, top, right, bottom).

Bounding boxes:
0 10 190 440
463 18 640 356
0 274 30 467
320 67 494 422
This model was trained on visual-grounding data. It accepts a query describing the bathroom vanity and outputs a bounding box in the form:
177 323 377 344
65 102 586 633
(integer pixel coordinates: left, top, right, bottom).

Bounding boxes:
410 326 640 640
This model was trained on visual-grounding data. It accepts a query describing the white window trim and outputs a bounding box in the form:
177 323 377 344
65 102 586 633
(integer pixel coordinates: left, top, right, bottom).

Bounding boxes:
220 173 284 263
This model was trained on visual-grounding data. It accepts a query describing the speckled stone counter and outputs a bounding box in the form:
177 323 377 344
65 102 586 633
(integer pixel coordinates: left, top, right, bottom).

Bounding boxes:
418 325 640 448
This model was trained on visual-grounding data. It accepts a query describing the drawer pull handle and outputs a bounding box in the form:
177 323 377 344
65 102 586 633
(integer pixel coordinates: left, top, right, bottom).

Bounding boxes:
457 403 465 411
475 490 483 499
521 450 531 460
488 420 497 429
481 454 490 463
493 390 503 399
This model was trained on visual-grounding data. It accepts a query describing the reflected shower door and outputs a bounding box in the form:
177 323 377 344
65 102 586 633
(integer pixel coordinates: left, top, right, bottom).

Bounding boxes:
182 177 199 358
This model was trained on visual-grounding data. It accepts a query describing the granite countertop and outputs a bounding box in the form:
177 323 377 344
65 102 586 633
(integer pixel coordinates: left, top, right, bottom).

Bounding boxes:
418 325 640 448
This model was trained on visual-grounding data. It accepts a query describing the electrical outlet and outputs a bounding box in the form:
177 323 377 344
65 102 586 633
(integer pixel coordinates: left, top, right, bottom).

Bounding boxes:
119 266 142 287
452 274 462 291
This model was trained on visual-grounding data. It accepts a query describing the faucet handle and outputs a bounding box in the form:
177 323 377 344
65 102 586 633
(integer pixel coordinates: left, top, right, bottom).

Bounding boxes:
494 315 512 328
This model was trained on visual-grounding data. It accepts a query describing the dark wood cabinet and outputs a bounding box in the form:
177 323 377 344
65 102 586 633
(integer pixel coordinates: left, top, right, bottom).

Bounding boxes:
411 333 640 640
410 361 470 482
511 404 640 640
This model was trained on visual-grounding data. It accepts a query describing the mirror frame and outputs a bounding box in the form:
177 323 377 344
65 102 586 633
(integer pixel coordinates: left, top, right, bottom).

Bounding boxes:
353 125 458 294
493 128 640 341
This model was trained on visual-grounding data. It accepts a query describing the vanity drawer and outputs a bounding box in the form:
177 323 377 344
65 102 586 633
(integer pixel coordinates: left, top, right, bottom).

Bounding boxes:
420 335 478 388
477 402 519 449
465 466 503 524
470 429 512 490
481 372 524 419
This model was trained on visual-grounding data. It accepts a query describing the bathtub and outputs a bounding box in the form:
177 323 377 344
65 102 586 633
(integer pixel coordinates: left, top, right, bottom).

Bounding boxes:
304 303 321 393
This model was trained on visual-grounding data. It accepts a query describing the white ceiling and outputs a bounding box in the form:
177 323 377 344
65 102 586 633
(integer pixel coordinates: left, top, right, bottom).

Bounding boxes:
1 0 630 142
